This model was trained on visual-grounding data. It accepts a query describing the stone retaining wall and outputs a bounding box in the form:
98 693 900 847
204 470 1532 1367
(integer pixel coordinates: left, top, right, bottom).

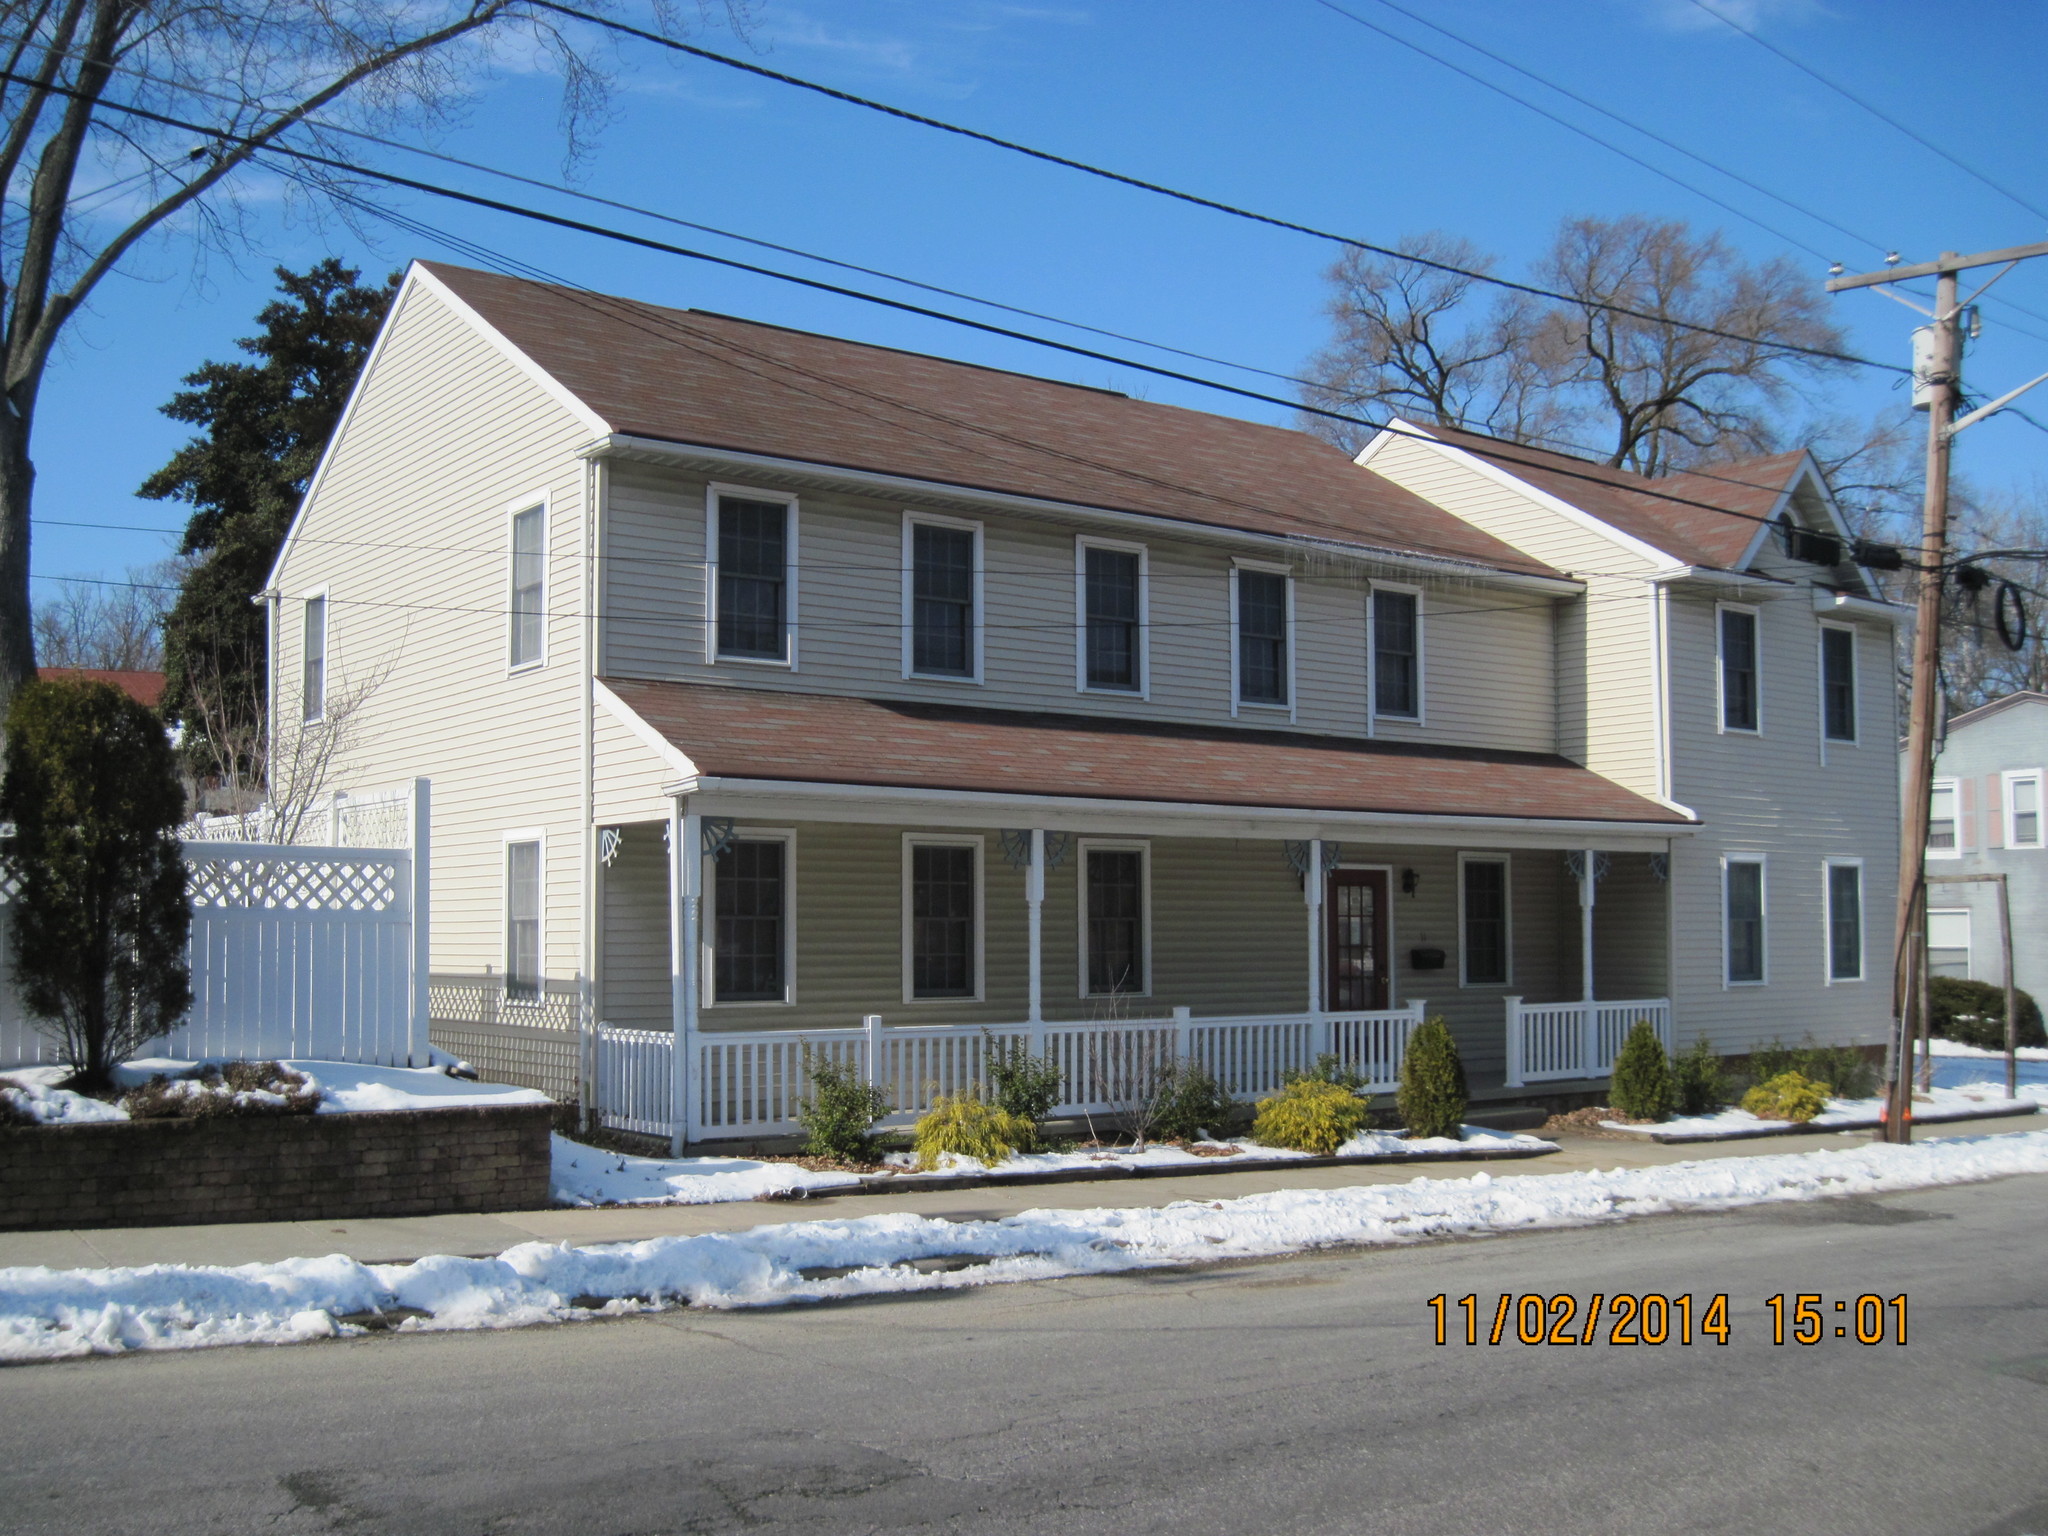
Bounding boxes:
0 1103 552 1231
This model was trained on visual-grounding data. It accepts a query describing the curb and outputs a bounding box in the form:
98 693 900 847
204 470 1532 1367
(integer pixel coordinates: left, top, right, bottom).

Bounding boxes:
1638 1101 2038 1145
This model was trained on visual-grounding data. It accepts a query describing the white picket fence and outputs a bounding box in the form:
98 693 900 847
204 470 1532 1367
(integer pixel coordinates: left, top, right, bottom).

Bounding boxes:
1502 996 1672 1087
0 781 430 1070
590 1003 1427 1143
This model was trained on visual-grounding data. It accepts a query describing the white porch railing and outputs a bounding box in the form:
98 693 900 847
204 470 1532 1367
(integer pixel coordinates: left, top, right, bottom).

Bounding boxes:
1503 997 1672 1087
591 1003 1427 1143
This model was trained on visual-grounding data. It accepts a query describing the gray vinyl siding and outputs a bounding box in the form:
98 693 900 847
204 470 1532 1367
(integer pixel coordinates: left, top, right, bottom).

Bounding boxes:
600 462 1559 755
1923 696 2048 1000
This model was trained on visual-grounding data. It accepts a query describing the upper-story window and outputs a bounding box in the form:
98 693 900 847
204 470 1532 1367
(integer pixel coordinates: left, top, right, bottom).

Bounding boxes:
1820 625 1856 742
1235 566 1290 709
301 593 327 723
1928 778 1960 857
712 492 793 663
1079 539 1145 694
905 516 979 680
1372 586 1420 720
1719 606 1759 732
2005 771 2043 848
509 504 545 669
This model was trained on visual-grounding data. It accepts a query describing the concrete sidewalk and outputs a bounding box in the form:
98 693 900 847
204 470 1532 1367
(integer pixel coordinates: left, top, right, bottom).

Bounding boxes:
6 1119 2037 1272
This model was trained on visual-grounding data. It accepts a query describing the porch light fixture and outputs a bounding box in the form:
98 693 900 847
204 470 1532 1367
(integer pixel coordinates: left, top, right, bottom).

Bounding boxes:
1400 868 1421 896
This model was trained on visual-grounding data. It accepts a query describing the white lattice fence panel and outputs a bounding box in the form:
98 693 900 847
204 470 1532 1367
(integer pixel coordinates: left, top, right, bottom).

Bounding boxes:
188 852 401 914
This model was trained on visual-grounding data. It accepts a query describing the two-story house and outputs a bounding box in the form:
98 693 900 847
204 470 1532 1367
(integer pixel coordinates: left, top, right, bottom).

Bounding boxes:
264 261 1900 1142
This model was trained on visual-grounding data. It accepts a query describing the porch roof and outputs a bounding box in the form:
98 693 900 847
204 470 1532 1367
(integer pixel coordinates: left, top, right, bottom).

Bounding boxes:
603 679 1695 829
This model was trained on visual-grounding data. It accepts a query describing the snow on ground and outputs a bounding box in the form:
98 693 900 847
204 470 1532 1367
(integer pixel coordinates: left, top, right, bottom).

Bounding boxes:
0 1061 548 1120
551 1126 1558 1206
0 1074 128 1125
10 1128 2048 1363
1602 1082 2037 1139
1927 1038 2048 1063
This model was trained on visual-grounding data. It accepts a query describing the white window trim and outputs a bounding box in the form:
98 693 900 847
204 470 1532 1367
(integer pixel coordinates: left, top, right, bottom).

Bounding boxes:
1715 602 1762 736
2003 768 2044 849
1229 559 1295 722
1928 775 1963 860
1721 853 1768 987
704 483 800 670
1927 906 1973 979
1369 580 1426 726
1826 618 1859 753
1074 534 1150 699
501 828 546 1000
900 833 986 1004
900 511 984 685
298 586 330 725
1822 856 1865 985
701 826 798 1009
1077 837 1152 999
1456 852 1512 988
505 494 549 675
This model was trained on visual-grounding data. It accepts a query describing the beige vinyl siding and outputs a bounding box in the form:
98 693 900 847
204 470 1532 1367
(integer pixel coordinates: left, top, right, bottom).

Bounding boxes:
269 279 596 987
600 461 1559 754
598 820 671 1029
592 703 678 825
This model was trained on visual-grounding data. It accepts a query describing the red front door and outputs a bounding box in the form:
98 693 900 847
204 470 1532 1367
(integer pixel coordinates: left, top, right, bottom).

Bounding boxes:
1327 869 1389 1011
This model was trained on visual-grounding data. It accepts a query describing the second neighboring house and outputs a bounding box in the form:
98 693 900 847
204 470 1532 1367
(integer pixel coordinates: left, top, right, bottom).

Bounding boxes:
1919 690 2048 995
262 261 1903 1129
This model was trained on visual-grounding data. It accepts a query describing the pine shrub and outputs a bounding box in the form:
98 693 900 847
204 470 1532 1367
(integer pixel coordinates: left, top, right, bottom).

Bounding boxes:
1670 1040 1731 1116
982 1033 1064 1152
1283 1053 1367 1092
1929 976 2048 1050
1609 1021 1675 1121
1396 1018 1467 1140
1741 1070 1830 1123
1251 1077 1369 1154
912 1091 1032 1170
1150 1059 1237 1142
796 1051 890 1162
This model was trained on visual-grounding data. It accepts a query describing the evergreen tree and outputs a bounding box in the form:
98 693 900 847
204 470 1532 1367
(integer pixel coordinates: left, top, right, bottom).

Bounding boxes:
1396 1018 1468 1140
1609 1021 1676 1120
0 679 190 1090
146 261 397 789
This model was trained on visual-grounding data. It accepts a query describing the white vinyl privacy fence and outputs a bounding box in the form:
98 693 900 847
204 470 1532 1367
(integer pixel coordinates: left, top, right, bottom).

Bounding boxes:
0 781 430 1070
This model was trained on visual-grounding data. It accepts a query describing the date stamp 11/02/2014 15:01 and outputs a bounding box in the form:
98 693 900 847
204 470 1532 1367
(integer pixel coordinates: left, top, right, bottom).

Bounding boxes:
1425 1293 1909 1347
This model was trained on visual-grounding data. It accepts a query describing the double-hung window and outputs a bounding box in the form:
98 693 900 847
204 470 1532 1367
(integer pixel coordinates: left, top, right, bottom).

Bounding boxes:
1928 779 1960 856
1459 856 1509 986
713 838 789 1003
1235 567 1289 708
1928 909 1973 979
1825 861 1863 983
714 494 792 662
1820 626 1855 742
906 839 979 1000
906 518 977 679
505 839 541 1000
1082 844 1147 996
301 595 327 723
1372 587 1420 720
2005 771 2043 848
1720 607 1759 732
509 504 545 668
1081 542 1144 692
1724 858 1766 984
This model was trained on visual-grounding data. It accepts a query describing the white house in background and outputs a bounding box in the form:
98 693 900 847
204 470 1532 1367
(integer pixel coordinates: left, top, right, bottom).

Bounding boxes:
259 260 1902 1140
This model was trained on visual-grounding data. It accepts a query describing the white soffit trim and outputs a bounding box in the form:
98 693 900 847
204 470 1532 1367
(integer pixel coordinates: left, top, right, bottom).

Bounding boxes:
1363 418 1686 574
594 678 700 781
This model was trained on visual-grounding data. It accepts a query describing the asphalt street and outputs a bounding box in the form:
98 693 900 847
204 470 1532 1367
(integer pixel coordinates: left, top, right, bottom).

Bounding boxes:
5 1172 2047 1535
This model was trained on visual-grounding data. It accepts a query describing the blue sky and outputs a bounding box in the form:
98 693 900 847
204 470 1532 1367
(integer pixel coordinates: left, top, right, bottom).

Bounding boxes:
32 0 2048 595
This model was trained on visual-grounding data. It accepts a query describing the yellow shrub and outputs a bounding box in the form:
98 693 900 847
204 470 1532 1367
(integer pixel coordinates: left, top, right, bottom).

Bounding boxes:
1741 1071 1831 1123
912 1092 1032 1170
1251 1078 1370 1154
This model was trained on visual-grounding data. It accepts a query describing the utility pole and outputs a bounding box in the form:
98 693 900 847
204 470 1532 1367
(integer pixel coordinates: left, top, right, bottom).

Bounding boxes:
1828 240 2048 1143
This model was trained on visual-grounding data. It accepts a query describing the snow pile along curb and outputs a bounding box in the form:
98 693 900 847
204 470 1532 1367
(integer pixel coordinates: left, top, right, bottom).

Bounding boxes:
8 1129 2048 1362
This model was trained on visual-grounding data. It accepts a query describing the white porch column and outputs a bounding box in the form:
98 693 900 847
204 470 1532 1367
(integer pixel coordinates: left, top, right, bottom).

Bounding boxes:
669 798 702 1155
1306 838 1324 1021
1027 828 1045 1035
1579 846 1597 1075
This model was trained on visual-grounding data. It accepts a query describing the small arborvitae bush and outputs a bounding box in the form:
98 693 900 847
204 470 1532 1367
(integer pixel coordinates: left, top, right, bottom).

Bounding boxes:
1252 1077 1369 1154
1929 976 2048 1050
1741 1071 1830 1123
1608 1021 1675 1121
120 1061 319 1120
913 1091 1031 1170
1283 1052 1367 1092
1670 1040 1731 1116
1396 1018 1467 1140
796 1051 890 1162
982 1033 1064 1152
1151 1059 1237 1143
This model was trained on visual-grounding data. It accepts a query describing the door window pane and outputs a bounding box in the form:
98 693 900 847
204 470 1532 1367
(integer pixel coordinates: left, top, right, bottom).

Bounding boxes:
1329 876 1381 1010
510 505 545 666
911 523 974 676
1726 860 1764 983
1086 848 1144 995
1462 859 1508 985
717 498 788 660
1237 570 1287 706
1084 546 1141 690
506 840 541 999
715 840 786 1002
302 596 326 722
1827 864 1862 982
1374 589 1419 718
910 843 975 997
1721 609 1758 730
1821 627 1855 741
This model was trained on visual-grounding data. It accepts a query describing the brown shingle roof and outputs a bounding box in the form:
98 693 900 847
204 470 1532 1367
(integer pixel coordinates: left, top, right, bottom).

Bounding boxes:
37 667 165 707
421 263 1560 579
604 678 1693 827
1401 423 1808 570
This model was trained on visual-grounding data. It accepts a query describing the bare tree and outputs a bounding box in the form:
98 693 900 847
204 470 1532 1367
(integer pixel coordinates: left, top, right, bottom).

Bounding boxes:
0 0 739 719
32 555 183 669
